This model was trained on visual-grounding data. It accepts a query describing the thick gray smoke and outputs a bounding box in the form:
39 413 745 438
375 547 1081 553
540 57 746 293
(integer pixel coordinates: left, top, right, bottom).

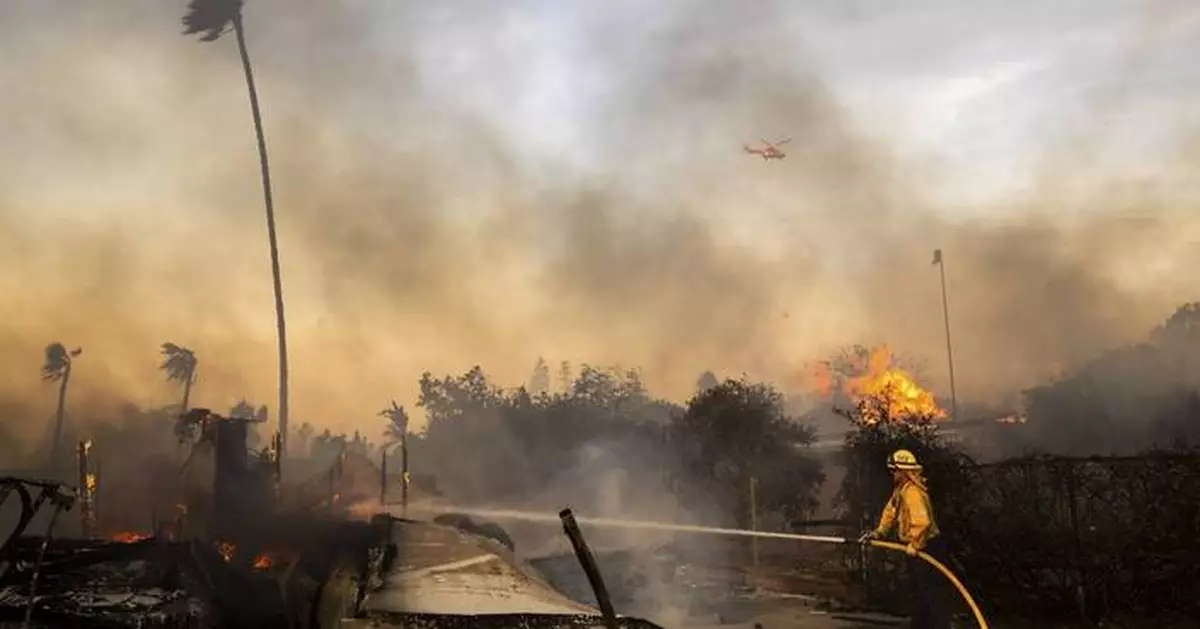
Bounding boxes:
1 0 1198 446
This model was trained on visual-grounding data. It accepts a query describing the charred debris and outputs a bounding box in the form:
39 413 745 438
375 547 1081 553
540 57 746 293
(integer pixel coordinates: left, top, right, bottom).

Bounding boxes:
0 408 358 628
0 409 649 629
0 409 393 628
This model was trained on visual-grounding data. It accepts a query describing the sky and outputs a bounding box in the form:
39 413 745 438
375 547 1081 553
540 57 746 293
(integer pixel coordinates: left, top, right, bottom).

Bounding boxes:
1 0 1198 439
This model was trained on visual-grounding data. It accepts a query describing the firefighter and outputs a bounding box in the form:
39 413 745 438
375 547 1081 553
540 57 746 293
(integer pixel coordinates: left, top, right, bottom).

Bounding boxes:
859 449 950 629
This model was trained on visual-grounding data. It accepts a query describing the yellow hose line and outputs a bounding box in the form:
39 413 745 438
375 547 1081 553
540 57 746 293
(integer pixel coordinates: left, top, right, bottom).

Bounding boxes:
867 540 990 629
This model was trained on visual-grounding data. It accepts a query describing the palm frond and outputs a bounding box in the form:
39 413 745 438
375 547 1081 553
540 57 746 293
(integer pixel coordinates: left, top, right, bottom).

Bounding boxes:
41 342 69 381
159 342 197 383
380 400 410 441
182 0 243 42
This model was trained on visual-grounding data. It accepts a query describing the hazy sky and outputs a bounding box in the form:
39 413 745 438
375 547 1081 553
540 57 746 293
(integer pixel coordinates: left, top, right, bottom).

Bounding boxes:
1 0 1198 438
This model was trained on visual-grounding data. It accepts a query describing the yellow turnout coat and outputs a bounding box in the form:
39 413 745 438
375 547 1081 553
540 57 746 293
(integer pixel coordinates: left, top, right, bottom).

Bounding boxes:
873 475 939 549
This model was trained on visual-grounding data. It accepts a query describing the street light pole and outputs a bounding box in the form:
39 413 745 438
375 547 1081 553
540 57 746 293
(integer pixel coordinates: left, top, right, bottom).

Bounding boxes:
932 249 959 419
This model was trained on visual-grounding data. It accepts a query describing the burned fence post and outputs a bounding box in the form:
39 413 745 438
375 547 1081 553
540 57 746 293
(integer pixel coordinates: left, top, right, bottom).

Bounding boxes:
271 430 283 504
77 440 97 539
559 508 619 629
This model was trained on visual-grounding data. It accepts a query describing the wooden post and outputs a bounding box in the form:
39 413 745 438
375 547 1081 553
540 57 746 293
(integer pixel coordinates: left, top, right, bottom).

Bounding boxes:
560 509 619 629
76 441 96 539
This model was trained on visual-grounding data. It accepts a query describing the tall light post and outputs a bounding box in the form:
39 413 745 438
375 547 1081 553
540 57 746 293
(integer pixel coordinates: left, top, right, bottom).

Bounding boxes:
932 249 959 419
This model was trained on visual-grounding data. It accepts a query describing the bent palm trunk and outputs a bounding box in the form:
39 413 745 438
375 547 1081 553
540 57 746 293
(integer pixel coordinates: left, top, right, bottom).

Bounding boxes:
50 365 71 476
233 15 290 466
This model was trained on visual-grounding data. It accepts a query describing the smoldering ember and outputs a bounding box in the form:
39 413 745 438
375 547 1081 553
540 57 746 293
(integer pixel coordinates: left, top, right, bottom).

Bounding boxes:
4 2 1200 629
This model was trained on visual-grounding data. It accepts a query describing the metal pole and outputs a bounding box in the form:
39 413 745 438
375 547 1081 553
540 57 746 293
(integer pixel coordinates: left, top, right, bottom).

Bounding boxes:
934 249 960 419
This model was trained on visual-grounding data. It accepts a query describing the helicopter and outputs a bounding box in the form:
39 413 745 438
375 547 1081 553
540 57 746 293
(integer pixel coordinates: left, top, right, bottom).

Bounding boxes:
743 137 791 160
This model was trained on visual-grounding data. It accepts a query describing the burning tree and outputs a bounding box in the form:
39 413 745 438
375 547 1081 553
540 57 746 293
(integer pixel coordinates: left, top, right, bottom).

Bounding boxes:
816 345 977 608
812 344 944 424
814 347 957 513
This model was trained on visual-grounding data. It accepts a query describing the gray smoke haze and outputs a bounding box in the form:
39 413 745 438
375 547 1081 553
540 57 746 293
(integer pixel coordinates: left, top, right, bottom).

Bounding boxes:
2 0 1199 442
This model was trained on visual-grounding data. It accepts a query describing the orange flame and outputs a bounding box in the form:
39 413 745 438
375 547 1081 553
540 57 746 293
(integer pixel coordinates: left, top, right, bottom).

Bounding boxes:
812 345 947 423
252 554 273 569
109 531 148 543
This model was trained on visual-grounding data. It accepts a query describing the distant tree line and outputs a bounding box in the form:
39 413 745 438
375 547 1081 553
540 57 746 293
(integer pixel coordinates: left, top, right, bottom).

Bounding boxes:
404 361 825 529
1013 301 1200 455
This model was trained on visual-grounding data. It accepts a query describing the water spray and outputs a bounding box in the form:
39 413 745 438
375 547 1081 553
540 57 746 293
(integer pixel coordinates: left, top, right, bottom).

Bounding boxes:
405 504 990 629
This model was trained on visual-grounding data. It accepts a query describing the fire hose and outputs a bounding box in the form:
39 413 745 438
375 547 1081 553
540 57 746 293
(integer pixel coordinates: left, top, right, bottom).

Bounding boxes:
864 539 990 629
417 506 992 629
570 526 990 629
709 530 989 629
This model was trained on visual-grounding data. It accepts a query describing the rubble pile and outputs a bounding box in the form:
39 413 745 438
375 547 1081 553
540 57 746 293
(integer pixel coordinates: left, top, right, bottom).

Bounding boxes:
0 538 210 628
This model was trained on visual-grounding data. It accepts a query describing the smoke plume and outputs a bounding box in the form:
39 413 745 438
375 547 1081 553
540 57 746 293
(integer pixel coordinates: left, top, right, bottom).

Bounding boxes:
2 0 1198 445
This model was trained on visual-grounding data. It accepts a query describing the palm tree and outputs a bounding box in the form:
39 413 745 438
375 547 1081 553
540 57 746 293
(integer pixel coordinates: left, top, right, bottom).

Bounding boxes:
381 401 410 444
160 343 199 443
183 0 290 461
42 343 82 474
380 401 410 510
295 422 314 457
528 357 550 396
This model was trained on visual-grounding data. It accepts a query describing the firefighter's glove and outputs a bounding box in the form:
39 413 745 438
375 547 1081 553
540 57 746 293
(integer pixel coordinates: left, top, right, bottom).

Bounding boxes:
857 531 876 545
904 543 920 557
